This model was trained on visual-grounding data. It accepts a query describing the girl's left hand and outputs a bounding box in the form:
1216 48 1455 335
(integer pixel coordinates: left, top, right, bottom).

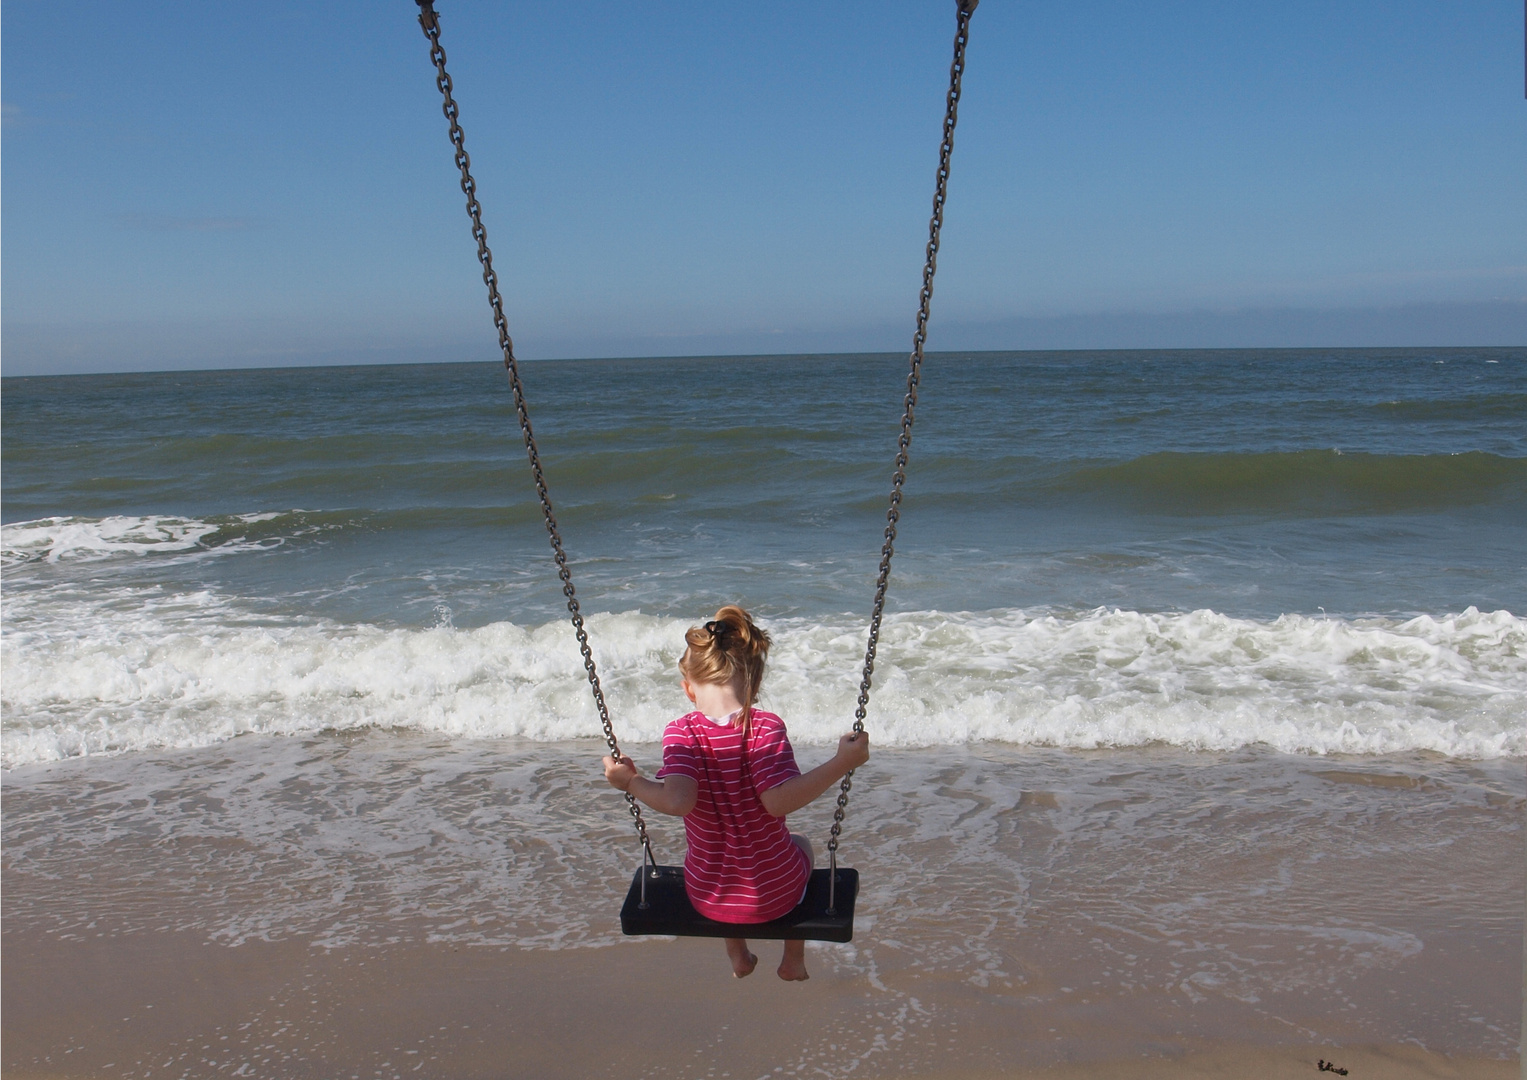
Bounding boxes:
603 754 638 792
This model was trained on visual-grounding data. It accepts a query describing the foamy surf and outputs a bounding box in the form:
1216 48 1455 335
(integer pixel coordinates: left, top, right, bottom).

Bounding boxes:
0 513 289 566
3 592 1521 768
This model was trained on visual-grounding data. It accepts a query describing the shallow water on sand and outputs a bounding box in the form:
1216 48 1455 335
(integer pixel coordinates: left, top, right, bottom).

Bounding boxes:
5 735 1520 1059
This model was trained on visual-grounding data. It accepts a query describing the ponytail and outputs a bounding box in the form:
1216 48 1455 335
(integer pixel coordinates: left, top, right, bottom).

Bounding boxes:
679 605 772 737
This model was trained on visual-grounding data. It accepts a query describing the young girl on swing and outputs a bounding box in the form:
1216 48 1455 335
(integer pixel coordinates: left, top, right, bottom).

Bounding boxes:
602 605 870 981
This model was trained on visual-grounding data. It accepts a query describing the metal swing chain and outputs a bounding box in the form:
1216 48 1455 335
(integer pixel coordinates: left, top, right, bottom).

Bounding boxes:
414 1 654 866
826 0 978 897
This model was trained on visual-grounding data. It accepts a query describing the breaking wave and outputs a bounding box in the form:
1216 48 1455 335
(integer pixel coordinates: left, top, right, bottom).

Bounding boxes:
3 595 1521 768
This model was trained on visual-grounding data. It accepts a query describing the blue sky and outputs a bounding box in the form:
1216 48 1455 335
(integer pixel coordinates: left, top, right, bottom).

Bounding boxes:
3 0 1524 374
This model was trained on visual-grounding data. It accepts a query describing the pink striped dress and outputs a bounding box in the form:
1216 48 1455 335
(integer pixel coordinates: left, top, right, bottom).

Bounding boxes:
655 708 813 923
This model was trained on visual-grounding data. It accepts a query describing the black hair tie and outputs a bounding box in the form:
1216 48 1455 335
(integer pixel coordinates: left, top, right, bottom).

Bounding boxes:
705 620 729 642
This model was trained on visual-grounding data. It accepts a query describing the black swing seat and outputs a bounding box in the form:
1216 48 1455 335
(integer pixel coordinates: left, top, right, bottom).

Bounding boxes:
620 865 858 942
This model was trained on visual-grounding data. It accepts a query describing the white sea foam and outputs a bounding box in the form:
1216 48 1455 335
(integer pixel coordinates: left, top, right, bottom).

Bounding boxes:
0 513 283 565
2 588 1522 768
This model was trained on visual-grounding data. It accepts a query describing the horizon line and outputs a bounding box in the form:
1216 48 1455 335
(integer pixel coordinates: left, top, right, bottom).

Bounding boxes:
4 343 1524 381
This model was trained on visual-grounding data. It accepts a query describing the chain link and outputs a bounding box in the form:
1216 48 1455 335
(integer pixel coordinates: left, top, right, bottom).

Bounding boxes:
415 1 654 865
826 0 977 861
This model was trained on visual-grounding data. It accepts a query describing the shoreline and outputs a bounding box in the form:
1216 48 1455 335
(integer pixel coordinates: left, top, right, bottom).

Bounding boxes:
4 736 1521 1077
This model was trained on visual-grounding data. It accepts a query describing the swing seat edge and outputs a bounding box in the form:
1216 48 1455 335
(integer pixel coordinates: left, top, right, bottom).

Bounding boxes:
619 865 858 943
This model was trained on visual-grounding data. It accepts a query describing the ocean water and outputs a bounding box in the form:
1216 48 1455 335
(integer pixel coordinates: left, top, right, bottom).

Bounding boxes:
3 348 1524 767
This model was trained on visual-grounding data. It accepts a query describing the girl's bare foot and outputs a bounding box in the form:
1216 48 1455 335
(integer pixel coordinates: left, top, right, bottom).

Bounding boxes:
725 938 758 978
778 939 809 981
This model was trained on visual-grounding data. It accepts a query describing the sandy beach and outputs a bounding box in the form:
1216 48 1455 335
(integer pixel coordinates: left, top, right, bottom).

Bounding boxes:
4 735 1520 1078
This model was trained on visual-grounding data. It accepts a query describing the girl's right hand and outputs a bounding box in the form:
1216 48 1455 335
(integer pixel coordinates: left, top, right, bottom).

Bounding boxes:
603 754 638 791
837 731 870 771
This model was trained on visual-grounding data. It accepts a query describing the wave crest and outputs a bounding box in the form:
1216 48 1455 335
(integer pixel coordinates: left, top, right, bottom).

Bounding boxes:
0 512 348 566
3 601 1521 768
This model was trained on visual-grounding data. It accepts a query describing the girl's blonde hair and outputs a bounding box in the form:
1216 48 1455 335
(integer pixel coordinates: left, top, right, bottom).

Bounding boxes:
679 605 772 733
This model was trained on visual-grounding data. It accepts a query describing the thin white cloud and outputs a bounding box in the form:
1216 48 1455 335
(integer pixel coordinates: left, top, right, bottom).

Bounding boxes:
3 300 1523 376
2 102 33 129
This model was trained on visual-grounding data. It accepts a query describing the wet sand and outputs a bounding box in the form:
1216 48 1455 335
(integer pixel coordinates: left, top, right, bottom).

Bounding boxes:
3 922 1516 1079
3 735 1521 1078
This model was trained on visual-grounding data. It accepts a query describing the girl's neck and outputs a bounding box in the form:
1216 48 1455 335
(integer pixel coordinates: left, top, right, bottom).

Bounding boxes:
688 679 745 723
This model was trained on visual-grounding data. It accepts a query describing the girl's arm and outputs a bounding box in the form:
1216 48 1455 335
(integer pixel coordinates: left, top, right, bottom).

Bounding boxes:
603 755 698 817
757 732 870 818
